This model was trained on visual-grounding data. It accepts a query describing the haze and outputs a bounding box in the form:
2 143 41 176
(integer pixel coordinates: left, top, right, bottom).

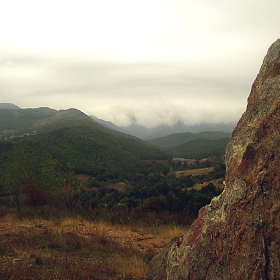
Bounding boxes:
1 0 279 128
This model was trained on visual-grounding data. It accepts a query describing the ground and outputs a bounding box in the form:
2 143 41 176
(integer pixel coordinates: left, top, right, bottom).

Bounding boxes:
0 216 186 279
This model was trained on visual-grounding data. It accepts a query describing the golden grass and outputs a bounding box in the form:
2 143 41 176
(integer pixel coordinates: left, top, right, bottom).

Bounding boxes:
115 254 148 279
0 213 187 279
158 224 186 238
175 167 214 177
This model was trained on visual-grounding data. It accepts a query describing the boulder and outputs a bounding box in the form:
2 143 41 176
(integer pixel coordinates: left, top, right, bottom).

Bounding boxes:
146 39 280 280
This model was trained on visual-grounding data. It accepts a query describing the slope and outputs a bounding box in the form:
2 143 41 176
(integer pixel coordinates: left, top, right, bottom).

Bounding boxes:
147 132 200 148
0 103 21 110
166 138 229 159
0 122 170 181
0 107 99 139
148 131 230 149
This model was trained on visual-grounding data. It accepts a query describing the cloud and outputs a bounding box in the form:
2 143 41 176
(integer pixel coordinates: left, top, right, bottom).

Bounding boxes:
0 0 279 128
0 52 257 127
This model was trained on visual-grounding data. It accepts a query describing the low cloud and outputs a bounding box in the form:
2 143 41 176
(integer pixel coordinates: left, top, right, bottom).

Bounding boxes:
0 55 250 127
0 0 279 128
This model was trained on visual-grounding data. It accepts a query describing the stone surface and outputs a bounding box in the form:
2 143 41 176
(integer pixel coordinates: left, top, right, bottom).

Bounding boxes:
146 39 280 280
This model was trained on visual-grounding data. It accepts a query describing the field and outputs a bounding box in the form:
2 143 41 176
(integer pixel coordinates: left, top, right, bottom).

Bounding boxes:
0 213 186 280
175 167 214 177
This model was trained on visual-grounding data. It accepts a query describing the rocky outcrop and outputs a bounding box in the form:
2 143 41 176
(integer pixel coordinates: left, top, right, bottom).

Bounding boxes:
146 39 280 280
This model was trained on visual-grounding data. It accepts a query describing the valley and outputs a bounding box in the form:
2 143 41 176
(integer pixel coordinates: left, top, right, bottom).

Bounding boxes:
0 103 228 279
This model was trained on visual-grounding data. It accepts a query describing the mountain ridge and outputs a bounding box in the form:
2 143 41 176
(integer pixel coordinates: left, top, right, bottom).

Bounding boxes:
0 103 21 110
1 103 235 140
148 131 231 148
0 106 101 140
91 116 235 140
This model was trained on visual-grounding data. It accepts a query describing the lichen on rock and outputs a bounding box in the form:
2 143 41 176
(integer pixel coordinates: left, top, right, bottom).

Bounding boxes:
146 39 280 280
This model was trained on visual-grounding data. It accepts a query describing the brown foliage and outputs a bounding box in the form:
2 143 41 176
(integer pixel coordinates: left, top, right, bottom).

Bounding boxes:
22 182 49 208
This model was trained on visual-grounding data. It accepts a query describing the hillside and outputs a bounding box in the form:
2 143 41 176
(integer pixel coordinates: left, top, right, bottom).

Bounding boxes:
91 116 235 140
10 125 168 177
148 131 231 148
147 132 200 148
0 106 171 182
166 137 229 159
147 131 230 159
0 103 21 110
0 106 98 139
196 131 231 140
91 115 130 135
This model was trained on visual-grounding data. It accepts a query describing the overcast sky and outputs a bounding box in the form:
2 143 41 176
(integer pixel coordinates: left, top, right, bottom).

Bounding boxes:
0 0 279 128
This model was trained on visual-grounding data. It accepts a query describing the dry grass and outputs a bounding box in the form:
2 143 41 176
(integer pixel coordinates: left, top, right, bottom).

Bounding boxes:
0 214 186 280
175 167 214 177
191 179 225 191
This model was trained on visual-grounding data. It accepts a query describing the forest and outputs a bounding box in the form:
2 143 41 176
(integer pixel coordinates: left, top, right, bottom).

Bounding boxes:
0 136 224 223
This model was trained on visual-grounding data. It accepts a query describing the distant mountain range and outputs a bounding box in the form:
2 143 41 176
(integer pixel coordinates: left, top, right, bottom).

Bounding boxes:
146 131 231 159
147 131 231 148
0 103 231 161
91 116 235 140
0 103 235 140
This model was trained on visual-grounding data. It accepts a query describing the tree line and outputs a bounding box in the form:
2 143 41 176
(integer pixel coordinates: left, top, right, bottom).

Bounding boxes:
0 144 224 223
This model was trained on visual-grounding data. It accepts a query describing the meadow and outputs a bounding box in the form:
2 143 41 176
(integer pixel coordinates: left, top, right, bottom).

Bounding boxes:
0 212 186 280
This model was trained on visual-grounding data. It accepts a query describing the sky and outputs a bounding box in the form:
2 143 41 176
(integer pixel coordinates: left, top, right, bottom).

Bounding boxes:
0 0 280 128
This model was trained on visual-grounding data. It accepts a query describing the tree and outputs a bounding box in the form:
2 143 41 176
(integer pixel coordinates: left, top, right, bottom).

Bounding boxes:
3 149 49 210
43 159 80 210
22 182 48 208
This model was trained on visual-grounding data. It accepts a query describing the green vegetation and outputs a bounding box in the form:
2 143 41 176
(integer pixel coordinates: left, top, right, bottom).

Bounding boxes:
148 131 230 148
0 107 97 140
166 138 229 159
0 137 224 221
0 106 227 279
148 131 230 159
0 106 225 219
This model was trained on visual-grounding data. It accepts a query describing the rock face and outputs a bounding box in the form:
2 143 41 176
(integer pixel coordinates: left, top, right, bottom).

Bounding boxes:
146 39 280 280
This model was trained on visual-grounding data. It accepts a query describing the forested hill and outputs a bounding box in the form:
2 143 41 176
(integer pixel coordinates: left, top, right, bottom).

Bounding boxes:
148 131 231 159
0 106 99 139
0 105 171 182
0 105 229 174
148 131 231 148
166 138 230 159
0 103 21 110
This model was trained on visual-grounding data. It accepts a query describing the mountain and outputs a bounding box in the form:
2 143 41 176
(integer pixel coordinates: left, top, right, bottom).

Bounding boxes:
196 131 232 140
147 131 231 148
166 137 229 159
0 106 170 181
1 124 170 180
147 39 280 279
90 115 129 134
147 131 230 159
0 103 21 110
121 121 235 140
91 117 235 140
0 107 98 139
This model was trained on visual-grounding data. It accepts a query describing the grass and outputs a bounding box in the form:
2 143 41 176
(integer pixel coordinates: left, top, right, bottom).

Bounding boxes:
0 213 186 280
175 167 214 177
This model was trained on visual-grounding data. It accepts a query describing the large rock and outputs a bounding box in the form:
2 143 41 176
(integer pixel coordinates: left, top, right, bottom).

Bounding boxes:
146 39 280 280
